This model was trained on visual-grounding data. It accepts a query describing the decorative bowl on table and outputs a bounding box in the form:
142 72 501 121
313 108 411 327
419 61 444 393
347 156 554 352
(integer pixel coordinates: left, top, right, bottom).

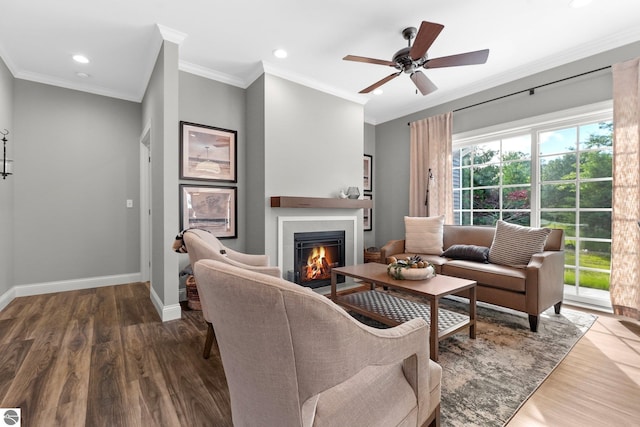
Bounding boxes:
387 255 436 280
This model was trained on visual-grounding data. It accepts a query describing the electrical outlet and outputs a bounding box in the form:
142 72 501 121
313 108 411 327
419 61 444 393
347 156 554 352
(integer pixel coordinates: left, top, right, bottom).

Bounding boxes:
126 199 133 208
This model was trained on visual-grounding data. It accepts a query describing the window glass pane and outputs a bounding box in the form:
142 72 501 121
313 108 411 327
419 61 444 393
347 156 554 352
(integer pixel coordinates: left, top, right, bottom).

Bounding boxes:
578 242 611 269
502 160 531 185
541 211 576 237
502 134 531 160
540 183 576 208
564 268 575 286
578 270 610 291
579 181 612 208
579 148 612 178
540 154 576 181
461 147 473 166
473 141 500 164
453 168 461 189
579 212 611 239
578 122 613 151
473 165 500 186
473 188 499 209
461 167 471 187
539 127 577 155
461 212 471 225
502 186 530 209
564 239 576 266
453 189 461 210
502 211 530 226
473 211 498 226
462 189 471 209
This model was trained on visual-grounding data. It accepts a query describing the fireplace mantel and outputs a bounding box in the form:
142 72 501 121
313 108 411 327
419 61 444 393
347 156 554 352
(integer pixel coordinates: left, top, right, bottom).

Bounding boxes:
271 196 372 209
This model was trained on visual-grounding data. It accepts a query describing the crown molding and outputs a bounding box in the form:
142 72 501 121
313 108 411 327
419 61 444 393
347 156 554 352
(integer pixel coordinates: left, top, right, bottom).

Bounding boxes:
156 24 188 45
179 61 246 88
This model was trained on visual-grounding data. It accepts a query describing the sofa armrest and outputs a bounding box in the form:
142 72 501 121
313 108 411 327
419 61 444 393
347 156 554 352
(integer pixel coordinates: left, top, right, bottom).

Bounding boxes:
525 250 565 314
380 239 406 263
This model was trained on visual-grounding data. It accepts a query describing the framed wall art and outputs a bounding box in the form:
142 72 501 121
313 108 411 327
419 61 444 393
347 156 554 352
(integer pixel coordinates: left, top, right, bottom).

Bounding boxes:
180 185 237 239
363 154 372 192
180 121 237 182
363 193 372 231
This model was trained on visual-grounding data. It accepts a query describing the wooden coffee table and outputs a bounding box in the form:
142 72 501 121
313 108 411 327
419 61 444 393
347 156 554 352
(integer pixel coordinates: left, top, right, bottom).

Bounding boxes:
330 263 477 361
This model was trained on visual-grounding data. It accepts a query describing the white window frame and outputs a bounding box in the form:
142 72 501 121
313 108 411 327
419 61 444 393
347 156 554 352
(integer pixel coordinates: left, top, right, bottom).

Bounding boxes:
453 101 613 309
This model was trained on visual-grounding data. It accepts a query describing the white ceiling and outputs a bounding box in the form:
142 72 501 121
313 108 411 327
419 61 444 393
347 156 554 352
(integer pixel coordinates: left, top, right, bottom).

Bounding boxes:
2 0 640 124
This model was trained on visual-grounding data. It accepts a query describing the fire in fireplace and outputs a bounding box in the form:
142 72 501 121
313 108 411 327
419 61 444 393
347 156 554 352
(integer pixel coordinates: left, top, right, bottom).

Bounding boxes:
292 230 345 288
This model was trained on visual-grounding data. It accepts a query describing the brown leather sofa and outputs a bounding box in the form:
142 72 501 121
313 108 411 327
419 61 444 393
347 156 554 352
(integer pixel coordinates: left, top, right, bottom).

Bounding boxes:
380 225 565 332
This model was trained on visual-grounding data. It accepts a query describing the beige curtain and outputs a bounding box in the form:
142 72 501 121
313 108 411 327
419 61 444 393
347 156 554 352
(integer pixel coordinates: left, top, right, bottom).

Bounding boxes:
611 58 640 320
409 112 453 222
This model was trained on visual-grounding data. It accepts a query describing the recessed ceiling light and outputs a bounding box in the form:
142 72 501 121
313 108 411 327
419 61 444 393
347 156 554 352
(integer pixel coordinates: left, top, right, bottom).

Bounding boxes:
273 49 288 59
569 0 592 8
76 72 90 78
73 54 90 64
373 89 383 95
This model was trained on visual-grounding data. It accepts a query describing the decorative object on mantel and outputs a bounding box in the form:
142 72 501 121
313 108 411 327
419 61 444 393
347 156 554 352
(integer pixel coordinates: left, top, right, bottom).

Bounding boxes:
1 129 12 179
387 255 435 280
270 196 372 209
346 186 360 199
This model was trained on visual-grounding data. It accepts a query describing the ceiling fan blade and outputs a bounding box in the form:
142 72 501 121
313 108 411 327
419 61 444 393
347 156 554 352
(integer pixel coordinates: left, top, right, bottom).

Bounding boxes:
359 72 401 94
425 49 489 68
343 55 396 67
409 21 444 60
410 71 438 96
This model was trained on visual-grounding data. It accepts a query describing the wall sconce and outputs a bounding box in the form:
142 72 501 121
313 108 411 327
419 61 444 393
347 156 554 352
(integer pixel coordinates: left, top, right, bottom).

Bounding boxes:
1 129 12 179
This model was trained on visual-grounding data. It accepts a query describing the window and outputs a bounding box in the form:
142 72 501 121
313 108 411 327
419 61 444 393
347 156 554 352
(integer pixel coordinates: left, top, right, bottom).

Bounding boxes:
453 103 613 308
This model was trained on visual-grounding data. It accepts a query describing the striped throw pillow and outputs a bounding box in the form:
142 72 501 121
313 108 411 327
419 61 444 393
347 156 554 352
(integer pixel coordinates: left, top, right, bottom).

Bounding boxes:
488 220 551 267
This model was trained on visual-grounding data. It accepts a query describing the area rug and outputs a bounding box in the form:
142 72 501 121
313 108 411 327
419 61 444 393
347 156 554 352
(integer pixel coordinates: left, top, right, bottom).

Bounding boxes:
352 294 597 426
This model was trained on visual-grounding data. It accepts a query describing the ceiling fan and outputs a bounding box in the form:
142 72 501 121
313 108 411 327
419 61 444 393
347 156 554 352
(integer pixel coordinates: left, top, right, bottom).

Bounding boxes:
344 21 489 96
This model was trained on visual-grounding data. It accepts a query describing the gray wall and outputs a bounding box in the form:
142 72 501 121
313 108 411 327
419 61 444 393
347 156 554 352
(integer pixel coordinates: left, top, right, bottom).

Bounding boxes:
0 57 13 300
374 41 640 248
12 80 140 285
261 74 365 264
178 71 247 258
141 41 180 306
245 75 266 254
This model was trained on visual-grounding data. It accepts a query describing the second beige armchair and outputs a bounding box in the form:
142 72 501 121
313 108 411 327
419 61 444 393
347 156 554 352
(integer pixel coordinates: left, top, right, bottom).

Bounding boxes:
182 228 281 358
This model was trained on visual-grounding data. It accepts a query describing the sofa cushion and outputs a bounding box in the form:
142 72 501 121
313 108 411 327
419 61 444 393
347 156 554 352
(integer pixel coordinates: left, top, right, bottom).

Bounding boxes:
488 220 551 267
442 260 527 293
441 244 489 263
404 215 445 255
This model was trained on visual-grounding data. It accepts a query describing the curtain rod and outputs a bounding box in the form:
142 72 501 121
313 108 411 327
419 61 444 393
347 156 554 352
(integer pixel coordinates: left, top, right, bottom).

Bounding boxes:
407 65 612 125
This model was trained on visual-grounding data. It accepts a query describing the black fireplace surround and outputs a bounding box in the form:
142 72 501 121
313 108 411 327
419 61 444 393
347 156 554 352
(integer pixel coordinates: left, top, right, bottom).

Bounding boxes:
293 230 346 288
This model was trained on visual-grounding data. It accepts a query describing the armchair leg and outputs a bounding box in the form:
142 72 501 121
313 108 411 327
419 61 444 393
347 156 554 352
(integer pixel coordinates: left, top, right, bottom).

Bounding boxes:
554 301 562 314
422 404 440 427
528 314 539 332
203 322 215 359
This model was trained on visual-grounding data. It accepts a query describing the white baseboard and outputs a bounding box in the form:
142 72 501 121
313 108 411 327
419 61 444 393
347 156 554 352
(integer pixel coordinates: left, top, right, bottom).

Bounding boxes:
12 272 143 298
0 286 17 312
150 285 182 322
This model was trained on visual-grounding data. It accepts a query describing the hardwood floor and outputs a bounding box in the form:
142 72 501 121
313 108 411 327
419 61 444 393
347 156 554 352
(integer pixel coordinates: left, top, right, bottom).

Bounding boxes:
1 282 639 426
0 283 232 427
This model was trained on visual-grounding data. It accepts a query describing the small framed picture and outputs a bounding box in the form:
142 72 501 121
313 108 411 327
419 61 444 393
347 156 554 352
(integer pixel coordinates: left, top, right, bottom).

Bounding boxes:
180 121 237 182
364 154 373 192
363 194 372 231
180 185 237 239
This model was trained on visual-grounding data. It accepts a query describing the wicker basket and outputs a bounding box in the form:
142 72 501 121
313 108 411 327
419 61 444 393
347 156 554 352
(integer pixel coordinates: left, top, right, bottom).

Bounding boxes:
186 275 202 310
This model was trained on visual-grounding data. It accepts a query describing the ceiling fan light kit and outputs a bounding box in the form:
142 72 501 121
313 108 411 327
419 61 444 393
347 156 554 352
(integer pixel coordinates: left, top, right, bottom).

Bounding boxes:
344 20 489 96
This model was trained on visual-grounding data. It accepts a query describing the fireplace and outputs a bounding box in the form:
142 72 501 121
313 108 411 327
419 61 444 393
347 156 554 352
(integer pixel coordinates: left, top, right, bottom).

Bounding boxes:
292 230 345 288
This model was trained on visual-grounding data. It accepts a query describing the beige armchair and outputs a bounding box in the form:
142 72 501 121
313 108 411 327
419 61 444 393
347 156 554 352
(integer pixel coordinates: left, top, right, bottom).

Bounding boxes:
182 228 281 358
193 259 442 427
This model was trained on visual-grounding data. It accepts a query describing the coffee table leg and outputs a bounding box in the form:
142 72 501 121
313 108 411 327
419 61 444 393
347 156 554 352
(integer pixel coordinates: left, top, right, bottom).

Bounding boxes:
469 285 477 339
330 271 337 301
430 298 439 362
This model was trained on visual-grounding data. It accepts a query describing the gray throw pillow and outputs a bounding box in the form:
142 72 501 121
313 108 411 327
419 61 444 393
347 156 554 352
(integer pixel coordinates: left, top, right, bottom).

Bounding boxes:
441 244 490 263
488 220 551 267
